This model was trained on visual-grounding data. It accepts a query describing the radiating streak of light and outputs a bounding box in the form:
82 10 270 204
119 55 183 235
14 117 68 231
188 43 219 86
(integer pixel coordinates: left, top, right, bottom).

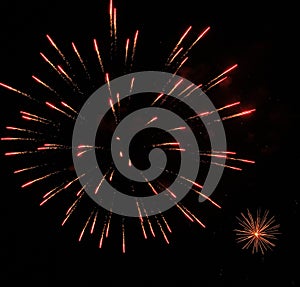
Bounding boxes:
218 109 256 121
179 175 203 189
173 56 188 75
0 82 34 100
212 150 237 155
167 126 186 132
64 173 86 189
129 77 135 93
21 170 61 188
95 169 111 194
5 151 38 156
175 203 194 222
164 148 186 152
46 34 72 69
143 207 155 237
6 126 42 135
109 98 118 124
160 213 172 233
168 47 183 66
79 210 95 242
109 0 113 38
168 79 184 95
200 153 255 164
141 174 158 195
177 83 194 98
40 184 67 206
57 65 82 93
90 211 98 234
206 64 238 86
211 161 242 171
106 211 113 238
99 220 107 249
180 204 206 227
155 216 169 244
151 93 164 106
191 188 221 209
46 102 75 119
181 26 210 59
61 101 79 114
136 201 148 239
93 39 105 74
187 102 240 120
145 116 158 126
65 189 85 214
71 42 91 80
1 137 35 141
109 170 115 182
130 30 139 70
183 84 203 98
61 192 85 226
32 75 59 96
125 38 130 66
166 25 192 64
204 76 227 91
13 165 44 174
113 8 117 49
157 181 177 198
21 115 49 125
122 221 126 253
153 142 180 147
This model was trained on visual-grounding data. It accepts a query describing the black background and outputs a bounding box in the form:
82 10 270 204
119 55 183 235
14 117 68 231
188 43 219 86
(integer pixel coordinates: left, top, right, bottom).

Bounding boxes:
0 1 298 286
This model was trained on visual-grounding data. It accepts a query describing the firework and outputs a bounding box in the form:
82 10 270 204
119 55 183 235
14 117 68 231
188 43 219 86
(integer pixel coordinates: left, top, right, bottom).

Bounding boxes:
234 208 280 254
0 0 256 252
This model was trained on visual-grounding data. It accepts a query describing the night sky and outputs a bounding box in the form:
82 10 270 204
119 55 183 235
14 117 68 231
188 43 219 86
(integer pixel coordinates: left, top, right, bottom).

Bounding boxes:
0 1 298 286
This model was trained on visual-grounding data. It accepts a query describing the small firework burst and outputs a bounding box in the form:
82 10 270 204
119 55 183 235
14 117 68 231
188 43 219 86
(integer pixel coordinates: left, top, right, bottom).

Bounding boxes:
234 208 280 255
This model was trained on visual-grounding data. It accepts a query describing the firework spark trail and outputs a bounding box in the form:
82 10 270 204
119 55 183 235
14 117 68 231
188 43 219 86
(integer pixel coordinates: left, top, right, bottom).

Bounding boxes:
95 168 112 194
218 109 256 121
179 204 206 228
160 213 172 233
191 188 221 209
32 75 60 97
204 76 228 92
90 210 98 234
6 126 43 135
106 211 112 238
57 65 83 93
143 207 156 237
93 39 105 74
166 25 192 66
21 170 61 188
122 220 126 253
39 52 71 86
155 216 170 244
124 38 130 68
1 137 35 141
13 165 45 174
200 153 255 164
136 201 148 239
46 34 72 70
71 42 91 81
113 8 117 51
61 101 79 115
46 101 75 120
205 64 238 87
180 26 210 60
61 192 85 226
234 209 280 254
130 30 139 71
0 82 35 101
79 210 96 241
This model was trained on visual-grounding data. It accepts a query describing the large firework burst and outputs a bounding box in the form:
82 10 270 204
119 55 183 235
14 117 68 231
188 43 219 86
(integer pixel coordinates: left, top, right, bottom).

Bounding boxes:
1 0 256 252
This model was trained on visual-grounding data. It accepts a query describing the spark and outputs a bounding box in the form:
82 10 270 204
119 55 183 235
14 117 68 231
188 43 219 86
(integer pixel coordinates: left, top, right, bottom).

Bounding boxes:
234 209 280 254
90 211 98 234
93 39 105 74
218 109 256 121
166 25 192 65
206 64 238 87
21 170 61 188
156 216 170 244
130 30 139 70
32 75 59 96
145 116 158 126
1 137 35 141
124 38 130 67
13 165 43 174
200 153 255 164
61 101 79 115
137 201 148 239
6 126 42 135
71 42 91 80
79 210 95 242
0 82 34 100
46 101 75 119
122 220 126 253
